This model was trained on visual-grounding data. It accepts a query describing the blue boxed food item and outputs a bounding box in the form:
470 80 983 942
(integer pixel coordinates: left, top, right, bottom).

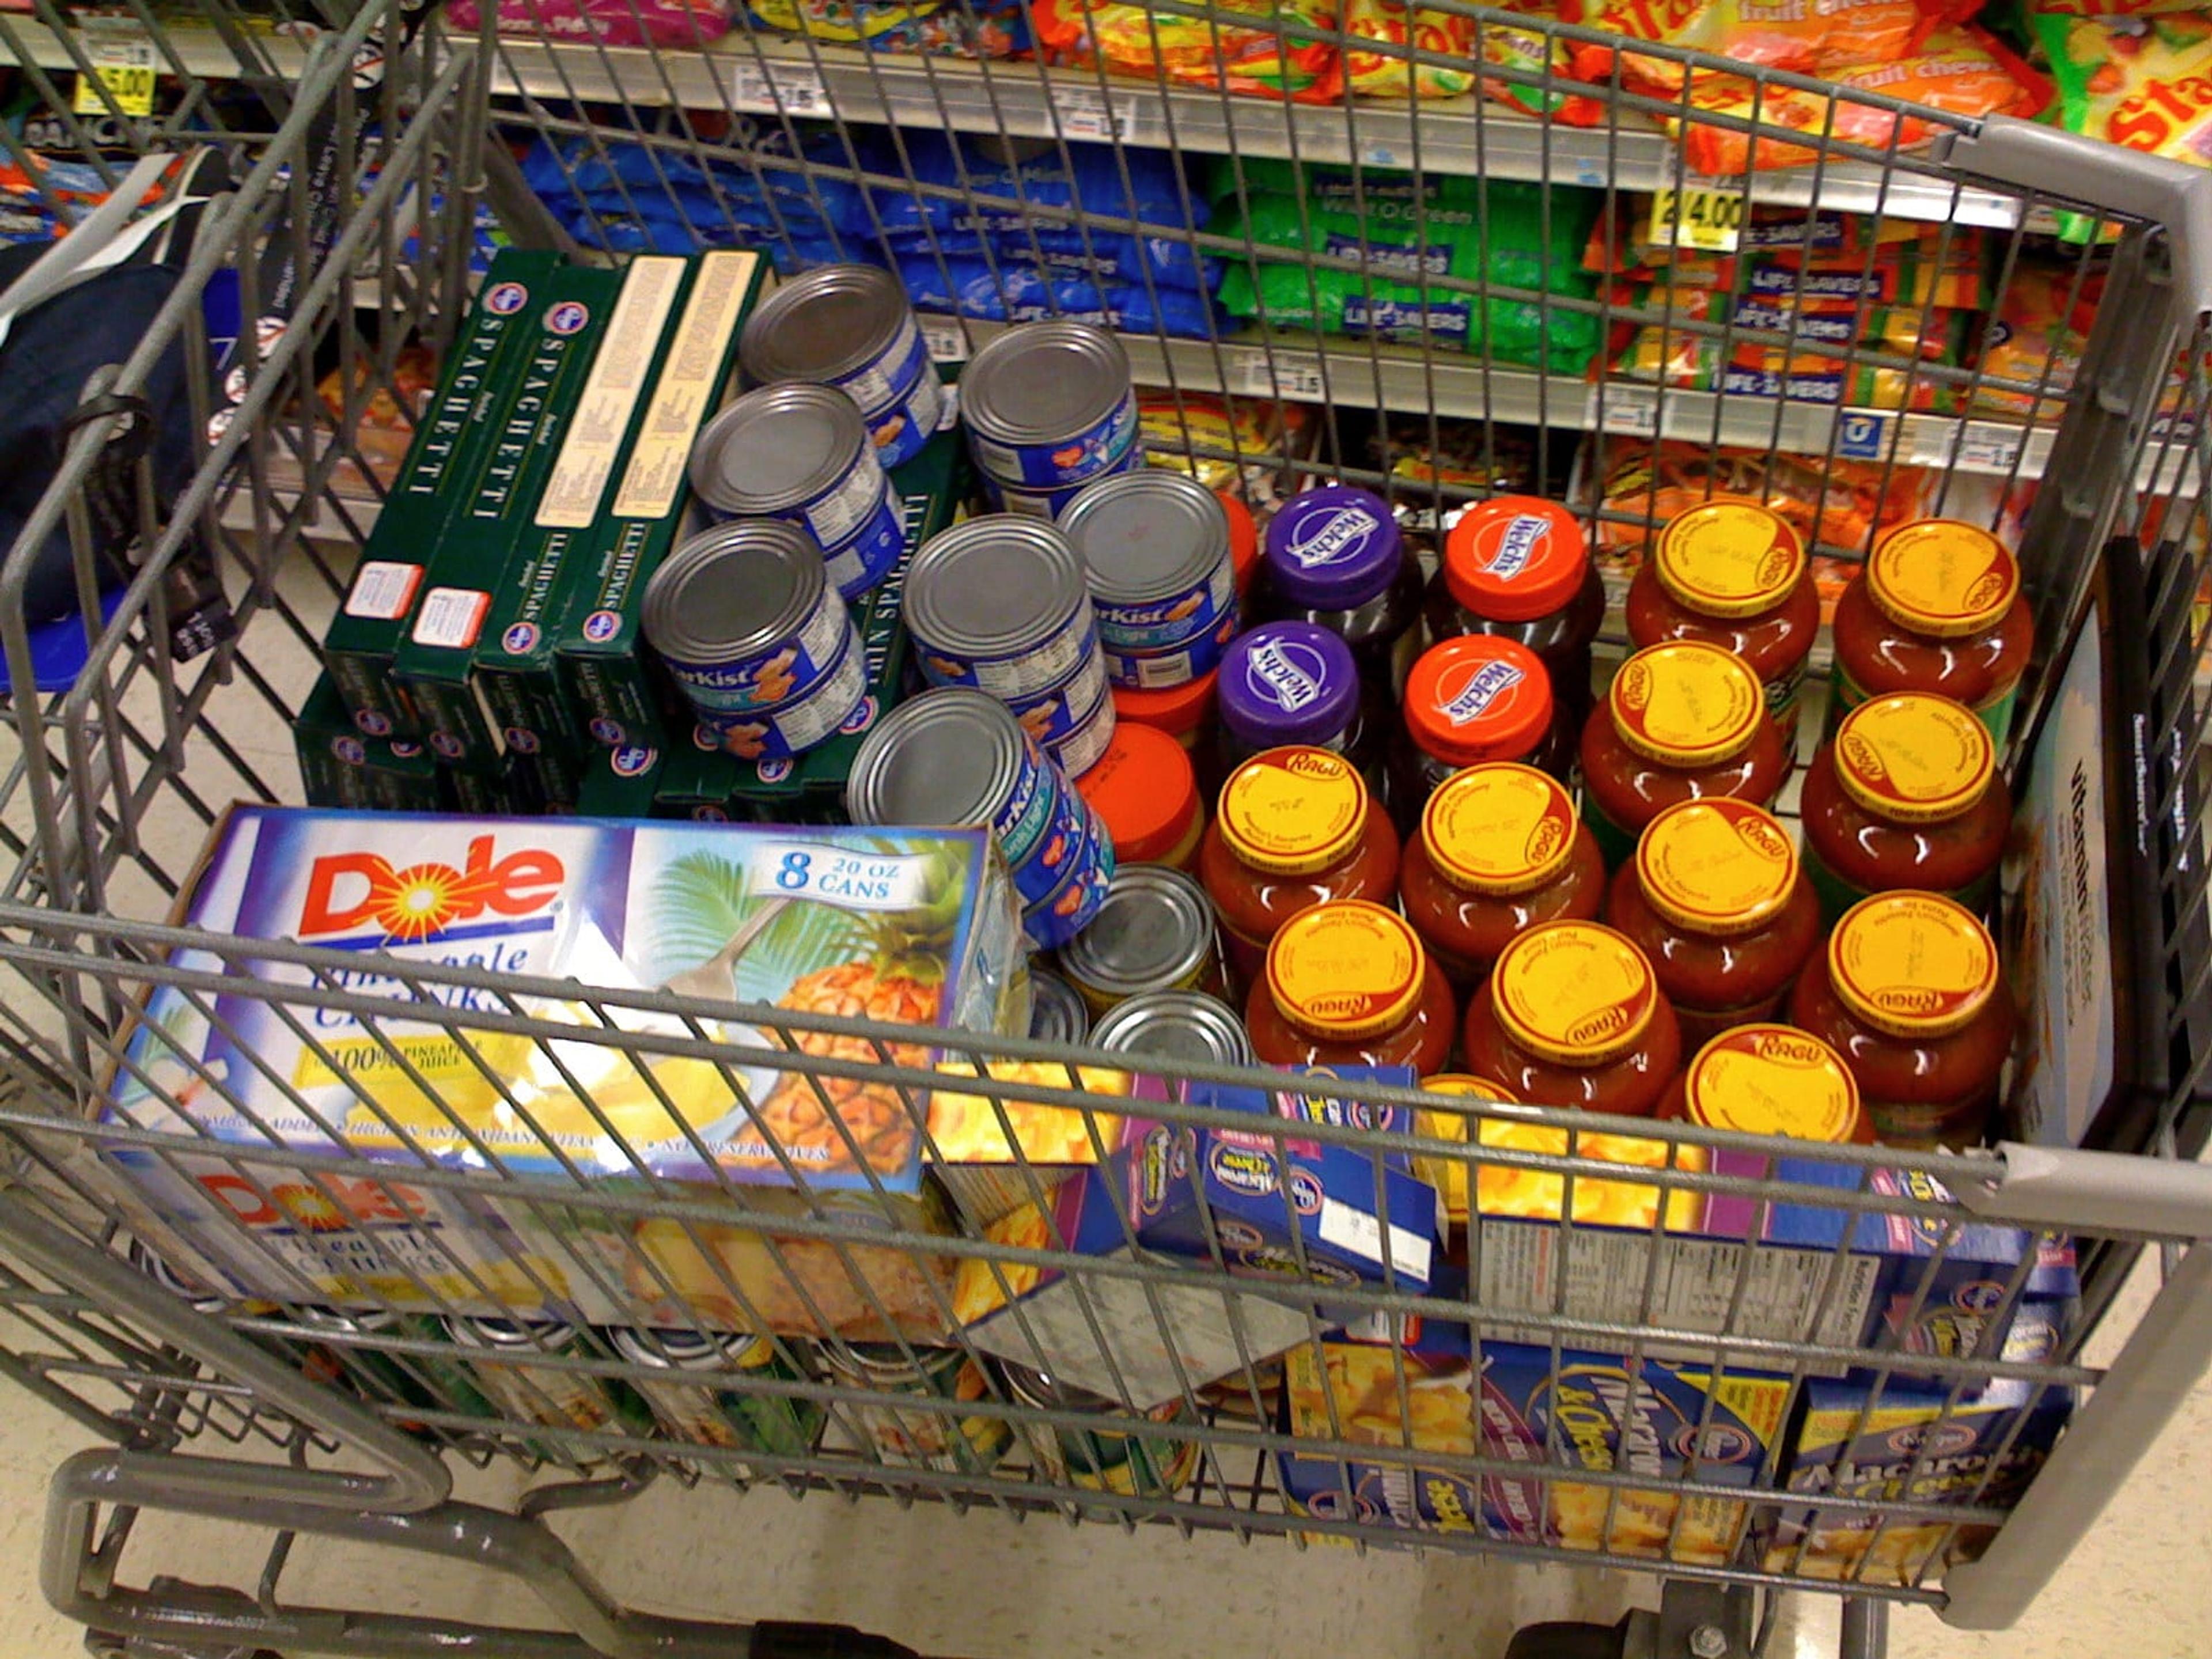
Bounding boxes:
1761 1300 2077 1584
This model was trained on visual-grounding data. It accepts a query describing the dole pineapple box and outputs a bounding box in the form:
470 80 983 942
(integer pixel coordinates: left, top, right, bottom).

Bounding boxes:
99 805 1027 1315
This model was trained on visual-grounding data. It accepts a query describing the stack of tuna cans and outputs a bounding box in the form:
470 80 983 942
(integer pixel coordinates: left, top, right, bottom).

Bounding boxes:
688 382 905 600
959 321 1141 518
904 516 1116 779
848 688 1113 948
1060 469 1240 691
739 264 944 469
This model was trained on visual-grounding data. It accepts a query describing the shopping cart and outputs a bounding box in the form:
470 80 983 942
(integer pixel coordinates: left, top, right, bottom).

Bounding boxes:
3 2 2212 1655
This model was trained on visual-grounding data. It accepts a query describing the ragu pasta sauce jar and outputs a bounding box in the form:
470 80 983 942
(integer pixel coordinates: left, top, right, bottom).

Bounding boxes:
1460 921 1684 1117
1829 518 2033 747
1579 641 1787 870
1655 1024 1873 1145
1787 892 2015 1149
1624 498 1819 762
1603 797 1820 1050
1246 899 1456 1073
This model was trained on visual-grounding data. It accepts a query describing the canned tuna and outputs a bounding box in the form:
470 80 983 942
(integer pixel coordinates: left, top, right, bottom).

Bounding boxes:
984 442 1144 521
1056 865 1222 1016
961 321 1138 491
1003 650 1111 774
445 1315 645 1437
817 1342 1012 1474
847 688 1113 945
740 264 943 468
1027 969 1092 1044
1022 793 1116 949
688 382 903 597
1060 470 1239 690
906 516 1102 701
1000 1362 1198 1498
1088 990 1252 1066
606 1326 825 1458
643 520 862 759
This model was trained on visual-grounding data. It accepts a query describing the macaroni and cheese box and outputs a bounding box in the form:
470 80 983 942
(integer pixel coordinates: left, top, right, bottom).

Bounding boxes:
925 1057 1145 1226
105 808 1026 1231
950 1068 1435 1405
1761 1301 2075 1585
1472 1121 2070 1365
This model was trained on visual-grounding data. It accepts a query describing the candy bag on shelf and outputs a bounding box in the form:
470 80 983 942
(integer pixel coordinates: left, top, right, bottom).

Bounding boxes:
1343 0 1478 97
1031 0 1346 103
445 0 732 48
2035 10 2212 168
1667 28 2047 175
745 0 1032 53
1970 260 2099 417
1563 0 1930 94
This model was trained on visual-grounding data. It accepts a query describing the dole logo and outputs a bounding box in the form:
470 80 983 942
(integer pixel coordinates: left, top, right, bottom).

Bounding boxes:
1484 515 1548 579
300 834 566 944
1286 506 1377 569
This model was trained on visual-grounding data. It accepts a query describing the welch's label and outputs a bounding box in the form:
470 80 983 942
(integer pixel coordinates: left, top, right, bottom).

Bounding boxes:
1441 661 1525 726
1248 639 1324 712
1486 514 1549 580
1285 505 1380 570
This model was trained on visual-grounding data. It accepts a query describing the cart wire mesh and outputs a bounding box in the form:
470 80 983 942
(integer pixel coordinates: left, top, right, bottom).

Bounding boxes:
1 0 2211 1646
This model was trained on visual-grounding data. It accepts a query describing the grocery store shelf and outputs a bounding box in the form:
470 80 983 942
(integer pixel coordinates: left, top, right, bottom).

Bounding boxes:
480 35 2025 229
0 13 316 86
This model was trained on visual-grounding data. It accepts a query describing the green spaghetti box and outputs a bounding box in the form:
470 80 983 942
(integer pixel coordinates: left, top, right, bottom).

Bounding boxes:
472 254 696 759
555 249 765 752
321 249 559 740
391 260 631 767
576 743 666 817
294 675 445 813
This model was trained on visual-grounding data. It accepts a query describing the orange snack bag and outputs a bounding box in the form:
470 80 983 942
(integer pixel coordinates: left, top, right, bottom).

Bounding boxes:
1563 0 1931 96
1032 0 1346 103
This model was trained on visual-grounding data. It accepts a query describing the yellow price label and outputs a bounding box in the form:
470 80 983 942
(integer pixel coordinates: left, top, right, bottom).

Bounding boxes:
1648 184 1746 254
74 36 158 118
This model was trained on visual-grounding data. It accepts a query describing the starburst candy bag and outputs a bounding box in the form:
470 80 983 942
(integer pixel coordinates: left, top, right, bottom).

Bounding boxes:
1032 0 1347 103
1564 0 1931 96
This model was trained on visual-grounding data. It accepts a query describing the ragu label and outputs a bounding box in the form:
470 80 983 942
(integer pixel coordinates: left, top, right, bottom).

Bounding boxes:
298 834 566 945
1284 505 1380 569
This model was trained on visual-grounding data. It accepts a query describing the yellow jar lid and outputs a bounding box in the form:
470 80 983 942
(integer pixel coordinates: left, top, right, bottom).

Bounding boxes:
1607 641 1766 766
1866 520 2020 638
1834 692 1996 824
1490 921 1660 1066
1217 745 1369 875
1266 900 1427 1040
1421 762 1580 896
1634 798 1798 936
1680 1024 1863 1142
1654 498 1806 619
1828 892 1999 1039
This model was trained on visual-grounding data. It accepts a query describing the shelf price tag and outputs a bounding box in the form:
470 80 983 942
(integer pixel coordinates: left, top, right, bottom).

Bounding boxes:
731 62 831 119
921 319 969 363
1584 384 1658 437
1058 86 1135 143
1647 182 1745 254
1957 425 2026 473
74 34 157 118
1236 355 1327 402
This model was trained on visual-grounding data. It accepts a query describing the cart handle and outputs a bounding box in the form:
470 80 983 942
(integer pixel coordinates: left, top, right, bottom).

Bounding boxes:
1960 1143 2212 1238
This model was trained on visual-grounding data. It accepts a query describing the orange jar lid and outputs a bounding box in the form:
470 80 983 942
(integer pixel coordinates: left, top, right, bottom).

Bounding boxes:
1828 892 1999 1039
1654 498 1806 619
1607 640 1766 767
1421 762 1580 896
1404 635 1555 767
1833 692 1996 825
1442 496 1589 622
1217 745 1369 874
1634 797 1798 937
1866 520 2020 638
1218 490 1259 595
1079 722 1202 864
1679 1024 1865 1143
1113 669 1217 740
1490 921 1660 1066
1265 900 1427 1040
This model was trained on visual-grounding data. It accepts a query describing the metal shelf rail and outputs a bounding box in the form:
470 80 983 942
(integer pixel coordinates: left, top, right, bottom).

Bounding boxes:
3 5 2212 1658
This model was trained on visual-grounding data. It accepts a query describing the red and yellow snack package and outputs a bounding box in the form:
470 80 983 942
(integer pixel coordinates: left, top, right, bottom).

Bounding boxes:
1032 0 1346 103
1343 0 1476 96
1563 0 1931 96
1667 28 2046 175
1972 262 2099 418
2035 10 2212 169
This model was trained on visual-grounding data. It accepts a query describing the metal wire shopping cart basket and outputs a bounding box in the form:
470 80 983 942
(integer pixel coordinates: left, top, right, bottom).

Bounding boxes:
4 2 2212 1655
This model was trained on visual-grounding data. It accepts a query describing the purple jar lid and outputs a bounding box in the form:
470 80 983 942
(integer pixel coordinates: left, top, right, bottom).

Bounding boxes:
1218 622 1359 751
1263 485 1403 609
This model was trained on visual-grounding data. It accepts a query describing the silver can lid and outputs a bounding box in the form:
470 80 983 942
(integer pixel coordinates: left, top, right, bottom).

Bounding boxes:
1026 968 1090 1046
296 1305 399 1335
904 515 1088 660
820 1341 959 1385
847 687 1027 828
688 382 872 516
1089 990 1251 1068
741 264 912 387
450 1314 577 1349
998 1358 1120 1415
1056 866 1216 1001
608 1325 755 1371
1059 471 1230 607
643 519 828 666
960 321 1131 446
